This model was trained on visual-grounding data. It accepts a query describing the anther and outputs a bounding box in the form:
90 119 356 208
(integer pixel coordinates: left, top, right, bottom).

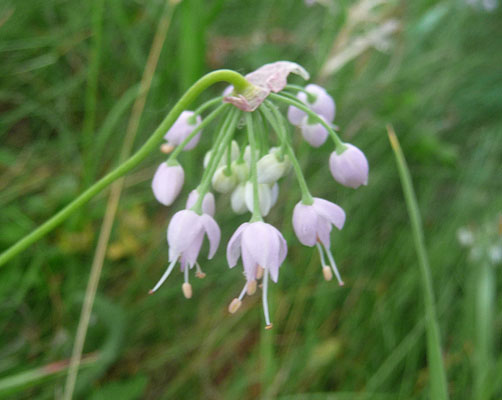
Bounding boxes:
228 298 242 314
265 324 273 330
256 266 264 279
195 263 206 279
247 279 257 295
182 283 192 299
322 266 333 281
160 143 175 154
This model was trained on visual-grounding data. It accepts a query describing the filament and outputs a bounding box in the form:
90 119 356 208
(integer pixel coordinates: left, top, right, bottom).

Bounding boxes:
149 259 177 293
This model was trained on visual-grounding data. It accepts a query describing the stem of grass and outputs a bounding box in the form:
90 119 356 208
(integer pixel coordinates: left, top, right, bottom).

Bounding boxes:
387 124 449 400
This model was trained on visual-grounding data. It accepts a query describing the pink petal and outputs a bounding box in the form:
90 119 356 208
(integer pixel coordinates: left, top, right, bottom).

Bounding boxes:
316 217 332 249
226 222 249 268
312 198 346 230
292 203 318 247
167 210 203 258
200 214 221 259
180 231 204 267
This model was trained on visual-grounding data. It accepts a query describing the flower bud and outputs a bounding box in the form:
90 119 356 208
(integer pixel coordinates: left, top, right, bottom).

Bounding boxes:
300 116 329 147
232 160 249 182
186 189 215 216
244 182 273 216
212 165 238 193
329 144 369 189
231 184 248 214
204 140 240 168
243 145 260 167
287 84 336 126
164 111 202 151
270 183 279 207
152 162 184 206
257 152 290 184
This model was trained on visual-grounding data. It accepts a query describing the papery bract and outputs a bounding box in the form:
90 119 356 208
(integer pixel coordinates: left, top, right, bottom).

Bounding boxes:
224 61 310 111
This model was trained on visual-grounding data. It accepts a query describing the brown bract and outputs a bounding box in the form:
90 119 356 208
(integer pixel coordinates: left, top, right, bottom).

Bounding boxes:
223 61 310 111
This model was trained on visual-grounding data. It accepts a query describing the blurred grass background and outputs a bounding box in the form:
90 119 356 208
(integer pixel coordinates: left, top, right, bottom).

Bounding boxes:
1 0 501 399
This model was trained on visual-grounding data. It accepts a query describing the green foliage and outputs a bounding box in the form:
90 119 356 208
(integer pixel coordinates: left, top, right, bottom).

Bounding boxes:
0 0 501 399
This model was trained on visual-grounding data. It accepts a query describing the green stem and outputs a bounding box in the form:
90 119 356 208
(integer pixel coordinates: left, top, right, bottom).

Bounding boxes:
192 109 239 213
270 92 345 151
0 70 252 267
284 84 317 103
245 113 263 222
261 101 313 205
387 125 449 400
192 96 223 118
169 102 230 161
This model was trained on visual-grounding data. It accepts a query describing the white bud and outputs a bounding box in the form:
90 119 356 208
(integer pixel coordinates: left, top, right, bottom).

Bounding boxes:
270 183 279 207
244 181 272 216
243 145 260 167
232 160 249 182
231 184 248 214
212 165 238 193
204 140 240 169
256 153 289 184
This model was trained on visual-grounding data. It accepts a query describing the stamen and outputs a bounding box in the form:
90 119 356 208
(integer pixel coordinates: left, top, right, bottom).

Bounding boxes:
160 143 174 154
247 279 257 295
323 243 344 286
256 265 264 279
182 265 192 298
262 268 272 328
149 259 177 294
322 266 333 281
195 262 206 279
238 282 248 301
228 298 242 314
316 243 333 281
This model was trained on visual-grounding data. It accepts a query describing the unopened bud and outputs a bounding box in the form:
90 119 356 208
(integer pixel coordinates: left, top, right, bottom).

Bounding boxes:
182 283 192 299
160 143 175 154
212 166 238 193
322 266 333 281
257 153 290 184
228 298 242 314
247 280 257 295
231 184 248 214
256 266 264 279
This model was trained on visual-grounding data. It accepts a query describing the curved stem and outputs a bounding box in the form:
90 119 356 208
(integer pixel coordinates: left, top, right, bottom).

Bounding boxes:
284 84 317 103
0 69 252 267
269 92 345 151
192 109 239 213
261 101 313 205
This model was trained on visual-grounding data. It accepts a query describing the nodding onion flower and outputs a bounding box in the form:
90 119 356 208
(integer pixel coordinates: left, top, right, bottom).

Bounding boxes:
149 61 369 329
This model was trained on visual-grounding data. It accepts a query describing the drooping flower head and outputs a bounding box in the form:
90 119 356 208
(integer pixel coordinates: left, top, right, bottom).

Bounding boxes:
148 61 369 328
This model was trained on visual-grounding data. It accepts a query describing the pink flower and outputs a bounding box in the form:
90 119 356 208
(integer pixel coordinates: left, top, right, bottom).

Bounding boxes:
150 209 220 297
227 221 287 328
299 116 329 147
186 189 215 216
164 111 202 151
151 163 184 206
292 198 346 285
329 144 369 189
227 221 287 283
287 84 336 126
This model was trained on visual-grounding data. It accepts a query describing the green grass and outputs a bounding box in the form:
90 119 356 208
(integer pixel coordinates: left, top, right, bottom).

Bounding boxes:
1 0 501 399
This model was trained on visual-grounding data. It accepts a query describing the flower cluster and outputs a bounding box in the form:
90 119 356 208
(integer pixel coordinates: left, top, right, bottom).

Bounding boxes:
149 62 369 329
